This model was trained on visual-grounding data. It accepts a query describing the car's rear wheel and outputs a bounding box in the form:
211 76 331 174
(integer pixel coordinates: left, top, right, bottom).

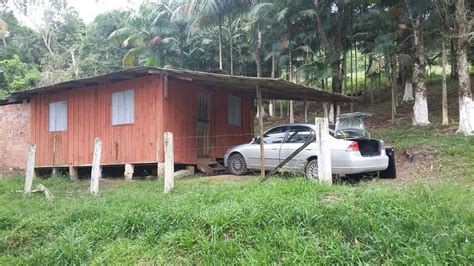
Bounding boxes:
228 153 247 176
305 159 319 180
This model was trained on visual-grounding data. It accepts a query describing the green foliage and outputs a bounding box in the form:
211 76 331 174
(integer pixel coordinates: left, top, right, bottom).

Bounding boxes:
0 55 39 97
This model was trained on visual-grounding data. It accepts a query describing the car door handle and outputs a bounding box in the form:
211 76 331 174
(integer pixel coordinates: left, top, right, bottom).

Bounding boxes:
272 148 278 150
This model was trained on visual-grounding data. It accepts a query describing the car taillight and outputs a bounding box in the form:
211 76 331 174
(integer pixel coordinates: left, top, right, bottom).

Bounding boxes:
346 141 359 152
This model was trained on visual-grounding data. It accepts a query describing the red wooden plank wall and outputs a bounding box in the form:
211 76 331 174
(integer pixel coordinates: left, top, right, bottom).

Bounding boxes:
30 75 254 167
30 76 160 167
162 78 254 164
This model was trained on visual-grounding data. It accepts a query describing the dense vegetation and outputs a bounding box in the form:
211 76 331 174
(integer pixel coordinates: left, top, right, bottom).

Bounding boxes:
1 0 473 133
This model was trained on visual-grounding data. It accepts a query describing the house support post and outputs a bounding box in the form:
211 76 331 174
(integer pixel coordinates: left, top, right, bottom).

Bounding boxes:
315 118 332 184
24 144 36 193
257 86 265 180
124 164 134 181
90 138 102 195
157 163 165 177
164 132 174 193
69 166 78 181
51 168 59 178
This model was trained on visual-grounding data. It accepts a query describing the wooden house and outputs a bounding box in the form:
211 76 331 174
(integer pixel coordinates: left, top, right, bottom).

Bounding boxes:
2 67 352 177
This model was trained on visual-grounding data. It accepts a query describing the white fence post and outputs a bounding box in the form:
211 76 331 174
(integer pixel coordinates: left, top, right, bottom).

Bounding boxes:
164 132 174 193
90 138 102 195
24 144 36 193
315 118 332 184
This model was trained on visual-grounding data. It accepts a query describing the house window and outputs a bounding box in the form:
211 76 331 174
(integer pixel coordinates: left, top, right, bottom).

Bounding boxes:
228 95 241 126
48 101 67 132
112 90 134 125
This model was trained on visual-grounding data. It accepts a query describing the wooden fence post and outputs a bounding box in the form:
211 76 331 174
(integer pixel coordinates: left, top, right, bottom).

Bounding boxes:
24 144 36 193
257 86 265 180
90 138 102 195
315 118 332 184
164 132 174 193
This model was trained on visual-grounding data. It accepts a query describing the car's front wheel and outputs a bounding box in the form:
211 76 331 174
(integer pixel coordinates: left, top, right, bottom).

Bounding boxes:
305 158 319 180
228 153 248 176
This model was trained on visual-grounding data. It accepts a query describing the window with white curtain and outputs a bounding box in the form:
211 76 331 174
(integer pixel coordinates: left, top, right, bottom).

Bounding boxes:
112 90 134 125
48 101 67 132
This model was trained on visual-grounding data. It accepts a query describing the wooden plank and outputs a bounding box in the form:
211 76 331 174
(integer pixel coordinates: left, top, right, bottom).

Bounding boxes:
257 86 265 180
90 138 102 195
24 144 36 193
164 132 174 193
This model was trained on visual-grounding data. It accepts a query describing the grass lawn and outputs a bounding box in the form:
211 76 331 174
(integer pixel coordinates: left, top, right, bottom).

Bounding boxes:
1 174 473 264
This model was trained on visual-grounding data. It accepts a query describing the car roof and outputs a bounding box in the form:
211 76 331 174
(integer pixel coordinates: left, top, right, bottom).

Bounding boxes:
267 123 317 131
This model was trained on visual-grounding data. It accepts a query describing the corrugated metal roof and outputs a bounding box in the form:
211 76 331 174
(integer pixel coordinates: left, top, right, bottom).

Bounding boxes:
0 66 356 105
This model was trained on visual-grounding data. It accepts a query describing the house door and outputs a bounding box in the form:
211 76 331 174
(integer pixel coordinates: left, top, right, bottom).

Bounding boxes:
197 94 211 157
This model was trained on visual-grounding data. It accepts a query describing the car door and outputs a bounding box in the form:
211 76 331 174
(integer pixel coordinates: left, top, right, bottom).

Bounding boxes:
279 126 317 172
245 126 288 170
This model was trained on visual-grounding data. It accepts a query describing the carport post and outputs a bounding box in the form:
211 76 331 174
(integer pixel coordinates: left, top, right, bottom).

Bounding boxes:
315 118 332 184
323 102 328 119
257 86 265 179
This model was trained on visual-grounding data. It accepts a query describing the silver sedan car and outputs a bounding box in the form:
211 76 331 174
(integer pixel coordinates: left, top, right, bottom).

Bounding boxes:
223 123 389 179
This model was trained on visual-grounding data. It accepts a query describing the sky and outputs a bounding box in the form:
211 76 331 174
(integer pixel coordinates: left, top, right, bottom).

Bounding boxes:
68 0 145 23
5 0 146 28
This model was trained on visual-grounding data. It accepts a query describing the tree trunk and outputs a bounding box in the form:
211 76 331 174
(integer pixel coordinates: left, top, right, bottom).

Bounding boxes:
218 14 223 70
441 41 449 126
328 103 335 124
279 100 283 118
255 26 265 119
288 41 294 123
269 53 276 117
70 48 79 79
411 17 430 126
450 38 458 80
229 25 233 75
390 54 397 124
403 82 414 102
331 59 343 93
455 0 473 135
313 0 342 94
355 44 358 94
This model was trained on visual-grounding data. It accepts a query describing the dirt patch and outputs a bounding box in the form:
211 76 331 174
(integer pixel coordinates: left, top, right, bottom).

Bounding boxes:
392 144 440 182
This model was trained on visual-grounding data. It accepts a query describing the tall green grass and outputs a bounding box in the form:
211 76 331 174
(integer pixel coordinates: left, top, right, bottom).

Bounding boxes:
1 176 472 264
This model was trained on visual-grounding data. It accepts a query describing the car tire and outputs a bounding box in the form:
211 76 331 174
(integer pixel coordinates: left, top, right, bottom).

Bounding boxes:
228 153 248 176
305 158 319 180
